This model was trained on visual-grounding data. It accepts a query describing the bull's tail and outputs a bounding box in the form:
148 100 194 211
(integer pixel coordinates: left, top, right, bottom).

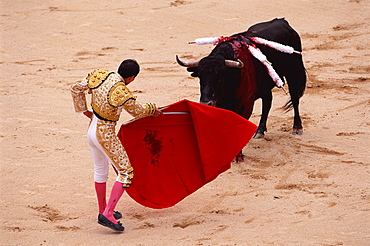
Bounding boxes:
282 99 293 112
282 67 307 113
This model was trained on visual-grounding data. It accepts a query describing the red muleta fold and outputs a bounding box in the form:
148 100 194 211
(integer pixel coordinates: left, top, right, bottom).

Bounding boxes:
118 99 256 209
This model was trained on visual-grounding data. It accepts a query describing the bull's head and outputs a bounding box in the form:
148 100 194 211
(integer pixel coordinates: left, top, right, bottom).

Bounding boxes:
176 55 243 106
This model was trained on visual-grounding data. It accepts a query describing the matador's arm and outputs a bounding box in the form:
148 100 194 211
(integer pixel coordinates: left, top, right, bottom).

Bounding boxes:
70 80 89 113
122 99 157 119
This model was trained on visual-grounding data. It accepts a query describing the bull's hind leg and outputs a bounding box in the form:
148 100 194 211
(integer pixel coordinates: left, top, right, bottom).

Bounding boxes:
253 91 273 139
291 95 303 135
286 65 306 135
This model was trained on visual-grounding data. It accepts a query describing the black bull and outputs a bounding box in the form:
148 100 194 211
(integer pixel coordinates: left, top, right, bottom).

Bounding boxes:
176 18 306 139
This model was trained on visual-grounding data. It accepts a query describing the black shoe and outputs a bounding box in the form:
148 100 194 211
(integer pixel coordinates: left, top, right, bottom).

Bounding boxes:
98 214 125 232
98 211 122 220
113 211 122 220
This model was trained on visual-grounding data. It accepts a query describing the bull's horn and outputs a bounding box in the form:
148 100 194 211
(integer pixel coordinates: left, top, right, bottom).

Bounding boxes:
225 59 244 68
176 55 200 67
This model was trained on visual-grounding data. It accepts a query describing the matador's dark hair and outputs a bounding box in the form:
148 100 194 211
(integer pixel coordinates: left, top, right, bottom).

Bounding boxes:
117 59 140 78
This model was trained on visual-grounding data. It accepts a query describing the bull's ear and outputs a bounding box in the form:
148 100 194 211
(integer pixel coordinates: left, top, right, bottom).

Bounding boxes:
187 67 199 77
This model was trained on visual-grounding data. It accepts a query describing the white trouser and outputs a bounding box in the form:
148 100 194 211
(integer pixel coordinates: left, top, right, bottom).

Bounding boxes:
87 115 110 183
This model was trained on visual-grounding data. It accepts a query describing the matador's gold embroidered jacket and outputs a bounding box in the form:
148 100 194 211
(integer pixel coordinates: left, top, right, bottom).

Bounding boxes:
70 69 157 121
70 70 157 187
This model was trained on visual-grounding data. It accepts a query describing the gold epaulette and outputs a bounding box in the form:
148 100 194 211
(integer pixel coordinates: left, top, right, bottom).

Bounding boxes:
108 82 136 107
87 70 113 89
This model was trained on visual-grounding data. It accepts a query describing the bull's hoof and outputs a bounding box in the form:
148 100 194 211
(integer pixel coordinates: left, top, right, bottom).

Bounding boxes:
233 155 244 163
253 132 265 139
292 128 303 135
232 151 244 163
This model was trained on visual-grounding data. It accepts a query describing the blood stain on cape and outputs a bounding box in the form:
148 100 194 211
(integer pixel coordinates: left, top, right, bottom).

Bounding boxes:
143 129 162 166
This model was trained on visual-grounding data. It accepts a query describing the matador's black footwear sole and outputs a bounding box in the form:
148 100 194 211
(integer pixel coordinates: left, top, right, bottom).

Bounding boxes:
98 214 125 232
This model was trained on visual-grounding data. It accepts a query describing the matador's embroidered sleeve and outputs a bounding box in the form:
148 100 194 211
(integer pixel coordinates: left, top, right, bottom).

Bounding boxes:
70 80 89 113
122 99 157 119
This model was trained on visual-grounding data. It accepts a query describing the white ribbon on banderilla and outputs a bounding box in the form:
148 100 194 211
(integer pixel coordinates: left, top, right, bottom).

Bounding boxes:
188 36 302 92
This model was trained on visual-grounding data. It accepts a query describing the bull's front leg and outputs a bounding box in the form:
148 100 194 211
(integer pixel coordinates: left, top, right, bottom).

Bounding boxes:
233 150 244 163
253 91 272 139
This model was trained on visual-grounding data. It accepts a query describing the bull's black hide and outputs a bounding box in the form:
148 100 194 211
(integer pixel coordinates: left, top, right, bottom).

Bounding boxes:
177 18 306 139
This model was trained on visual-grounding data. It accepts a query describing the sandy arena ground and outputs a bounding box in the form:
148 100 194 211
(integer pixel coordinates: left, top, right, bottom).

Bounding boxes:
1 0 369 245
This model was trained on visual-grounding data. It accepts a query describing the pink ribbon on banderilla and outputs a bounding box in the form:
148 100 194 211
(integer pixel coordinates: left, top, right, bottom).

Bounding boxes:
188 36 302 89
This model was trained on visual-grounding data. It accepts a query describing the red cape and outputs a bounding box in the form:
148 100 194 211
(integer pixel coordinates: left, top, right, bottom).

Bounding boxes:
118 99 256 209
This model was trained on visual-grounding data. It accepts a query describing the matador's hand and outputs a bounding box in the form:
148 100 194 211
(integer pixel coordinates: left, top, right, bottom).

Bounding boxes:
152 108 163 117
83 110 93 119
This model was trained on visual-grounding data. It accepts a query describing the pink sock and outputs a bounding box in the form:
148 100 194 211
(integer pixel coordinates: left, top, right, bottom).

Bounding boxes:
103 181 125 222
94 182 107 214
